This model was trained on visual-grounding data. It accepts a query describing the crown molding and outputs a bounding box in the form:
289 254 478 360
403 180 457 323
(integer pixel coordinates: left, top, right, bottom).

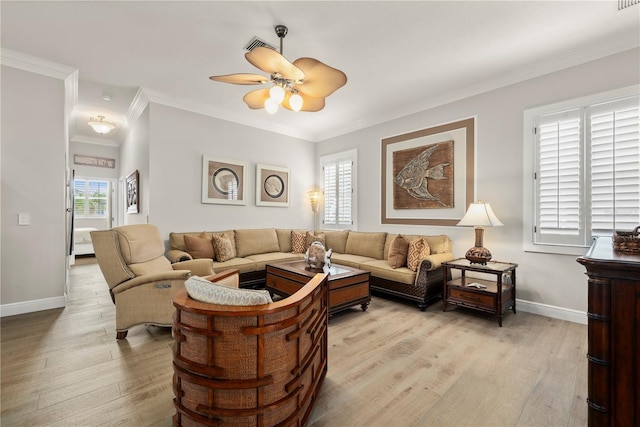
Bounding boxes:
1 48 77 80
137 86 314 141
70 134 119 147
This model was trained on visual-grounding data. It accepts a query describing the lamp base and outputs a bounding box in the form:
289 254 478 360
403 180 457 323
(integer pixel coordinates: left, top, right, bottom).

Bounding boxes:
465 246 492 265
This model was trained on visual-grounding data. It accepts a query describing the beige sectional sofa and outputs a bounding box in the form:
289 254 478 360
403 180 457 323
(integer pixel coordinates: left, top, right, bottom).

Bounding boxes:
167 228 454 310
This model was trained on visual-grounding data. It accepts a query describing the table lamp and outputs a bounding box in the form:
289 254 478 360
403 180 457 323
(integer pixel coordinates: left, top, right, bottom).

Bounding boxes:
457 201 503 264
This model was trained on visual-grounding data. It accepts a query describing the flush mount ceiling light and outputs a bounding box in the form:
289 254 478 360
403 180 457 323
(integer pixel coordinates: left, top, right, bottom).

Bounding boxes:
88 115 116 134
209 25 347 114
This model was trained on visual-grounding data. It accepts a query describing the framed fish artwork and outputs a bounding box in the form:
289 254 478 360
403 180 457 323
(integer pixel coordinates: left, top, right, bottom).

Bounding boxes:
381 117 475 226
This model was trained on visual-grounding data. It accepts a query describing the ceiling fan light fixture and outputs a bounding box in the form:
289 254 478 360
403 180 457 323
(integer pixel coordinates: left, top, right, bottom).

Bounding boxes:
88 115 116 134
269 84 285 104
289 92 303 112
265 98 279 114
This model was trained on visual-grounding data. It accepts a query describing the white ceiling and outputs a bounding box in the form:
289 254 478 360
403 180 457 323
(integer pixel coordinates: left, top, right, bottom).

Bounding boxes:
2 1 639 144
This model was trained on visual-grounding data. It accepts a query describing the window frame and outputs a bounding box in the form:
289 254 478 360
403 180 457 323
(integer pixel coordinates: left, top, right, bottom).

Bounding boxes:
319 149 357 230
523 85 639 255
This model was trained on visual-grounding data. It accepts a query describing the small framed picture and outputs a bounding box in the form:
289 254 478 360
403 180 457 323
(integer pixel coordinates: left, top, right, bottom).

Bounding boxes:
202 155 247 205
256 164 290 207
126 170 139 213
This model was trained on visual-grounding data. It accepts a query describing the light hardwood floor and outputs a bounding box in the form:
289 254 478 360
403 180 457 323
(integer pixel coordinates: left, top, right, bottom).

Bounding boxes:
1 258 588 426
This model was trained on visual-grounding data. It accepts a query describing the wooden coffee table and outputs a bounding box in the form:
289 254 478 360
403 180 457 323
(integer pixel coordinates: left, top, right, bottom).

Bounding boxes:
266 260 370 315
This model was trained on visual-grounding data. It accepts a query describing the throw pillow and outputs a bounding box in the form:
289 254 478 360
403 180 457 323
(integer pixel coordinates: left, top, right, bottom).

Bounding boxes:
407 238 431 272
212 233 236 262
185 275 272 306
305 231 326 249
291 230 306 254
184 232 214 259
388 235 409 269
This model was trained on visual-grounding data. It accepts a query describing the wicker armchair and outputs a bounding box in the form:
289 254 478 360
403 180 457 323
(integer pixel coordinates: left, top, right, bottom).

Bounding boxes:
172 272 329 427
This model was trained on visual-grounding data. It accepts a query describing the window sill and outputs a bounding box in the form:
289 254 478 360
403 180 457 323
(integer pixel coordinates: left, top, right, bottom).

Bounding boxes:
523 242 590 257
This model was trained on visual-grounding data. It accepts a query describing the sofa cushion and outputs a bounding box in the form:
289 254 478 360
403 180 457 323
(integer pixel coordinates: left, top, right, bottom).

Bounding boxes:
185 275 272 306
246 252 302 271
424 235 450 254
291 230 306 253
234 228 280 257
388 235 409 269
330 253 378 269
276 229 292 253
305 231 325 249
407 238 431 271
321 230 349 253
361 260 417 285
212 233 236 262
184 232 214 259
345 231 387 260
212 258 257 275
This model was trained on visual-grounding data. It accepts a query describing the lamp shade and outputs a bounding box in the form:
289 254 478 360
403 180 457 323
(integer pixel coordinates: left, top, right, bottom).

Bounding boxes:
457 202 503 227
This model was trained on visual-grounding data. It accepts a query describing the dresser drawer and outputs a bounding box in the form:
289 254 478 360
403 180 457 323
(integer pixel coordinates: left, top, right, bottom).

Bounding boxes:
449 288 494 309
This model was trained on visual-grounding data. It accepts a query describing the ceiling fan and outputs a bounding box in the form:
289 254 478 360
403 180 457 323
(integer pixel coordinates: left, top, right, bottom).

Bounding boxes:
209 25 347 114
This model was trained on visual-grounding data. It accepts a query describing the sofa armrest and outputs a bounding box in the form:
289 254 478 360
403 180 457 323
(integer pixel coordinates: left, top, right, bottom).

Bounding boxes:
173 259 214 276
112 270 191 295
418 252 455 272
167 249 192 263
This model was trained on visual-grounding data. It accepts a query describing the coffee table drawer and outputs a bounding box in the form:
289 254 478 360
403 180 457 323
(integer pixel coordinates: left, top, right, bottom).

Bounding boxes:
449 288 494 309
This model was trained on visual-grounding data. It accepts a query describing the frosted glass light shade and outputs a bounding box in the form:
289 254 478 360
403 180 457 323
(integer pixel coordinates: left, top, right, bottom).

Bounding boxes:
264 98 279 114
269 85 285 104
289 93 303 112
88 116 115 134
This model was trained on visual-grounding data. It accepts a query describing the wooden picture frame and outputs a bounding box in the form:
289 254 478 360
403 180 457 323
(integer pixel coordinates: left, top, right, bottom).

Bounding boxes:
256 164 290 207
202 155 247 205
126 170 139 214
381 117 475 226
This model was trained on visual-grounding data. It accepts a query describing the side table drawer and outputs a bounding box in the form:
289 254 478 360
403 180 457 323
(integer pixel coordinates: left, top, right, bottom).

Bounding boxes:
449 288 494 309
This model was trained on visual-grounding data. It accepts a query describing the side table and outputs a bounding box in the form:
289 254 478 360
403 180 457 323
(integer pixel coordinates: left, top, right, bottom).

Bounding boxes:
442 258 517 326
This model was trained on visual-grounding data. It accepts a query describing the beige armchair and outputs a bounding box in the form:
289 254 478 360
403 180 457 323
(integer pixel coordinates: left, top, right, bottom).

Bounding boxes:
91 224 214 339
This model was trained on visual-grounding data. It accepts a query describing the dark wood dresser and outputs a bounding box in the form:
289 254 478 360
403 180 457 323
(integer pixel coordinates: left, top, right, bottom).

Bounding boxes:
577 237 640 427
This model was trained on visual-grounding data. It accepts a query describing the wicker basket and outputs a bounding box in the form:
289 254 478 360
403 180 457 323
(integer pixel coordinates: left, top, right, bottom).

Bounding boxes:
613 226 640 254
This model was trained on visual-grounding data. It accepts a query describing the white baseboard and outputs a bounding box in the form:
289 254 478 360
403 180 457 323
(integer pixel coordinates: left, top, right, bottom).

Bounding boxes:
516 299 587 325
0 295 67 317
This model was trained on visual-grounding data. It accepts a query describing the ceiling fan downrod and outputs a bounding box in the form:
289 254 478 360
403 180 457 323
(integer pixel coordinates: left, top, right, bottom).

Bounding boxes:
275 25 288 54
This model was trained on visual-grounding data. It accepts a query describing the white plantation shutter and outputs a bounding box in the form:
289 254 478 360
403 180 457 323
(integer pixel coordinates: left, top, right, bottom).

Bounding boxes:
533 93 640 247
589 98 640 236
321 150 356 229
536 109 583 245
74 179 109 218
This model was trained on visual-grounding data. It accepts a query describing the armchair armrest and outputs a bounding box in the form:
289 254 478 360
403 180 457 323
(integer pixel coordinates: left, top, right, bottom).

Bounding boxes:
167 249 192 263
112 269 191 295
173 259 214 276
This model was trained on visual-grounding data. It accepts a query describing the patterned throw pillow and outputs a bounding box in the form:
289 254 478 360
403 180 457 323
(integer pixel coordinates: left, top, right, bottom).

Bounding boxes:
185 275 272 306
388 235 409 269
305 231 326 249
184 232 214 259
407 238 431 272
291 230 306 253
212 233 236 262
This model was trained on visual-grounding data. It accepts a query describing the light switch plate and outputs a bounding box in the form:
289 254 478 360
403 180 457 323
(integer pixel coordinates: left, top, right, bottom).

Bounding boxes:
18 213 30 225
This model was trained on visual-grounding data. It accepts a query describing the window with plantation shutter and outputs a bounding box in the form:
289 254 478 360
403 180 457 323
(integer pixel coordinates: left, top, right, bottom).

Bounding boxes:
74 179 109 218
321 150 357 229
526 88 639 252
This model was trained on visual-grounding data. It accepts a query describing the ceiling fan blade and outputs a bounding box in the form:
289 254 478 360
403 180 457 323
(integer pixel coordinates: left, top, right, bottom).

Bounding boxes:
293 57 347 98
246 47 304 81
243 88 270 109
282 92 326 112
209 73 269 85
